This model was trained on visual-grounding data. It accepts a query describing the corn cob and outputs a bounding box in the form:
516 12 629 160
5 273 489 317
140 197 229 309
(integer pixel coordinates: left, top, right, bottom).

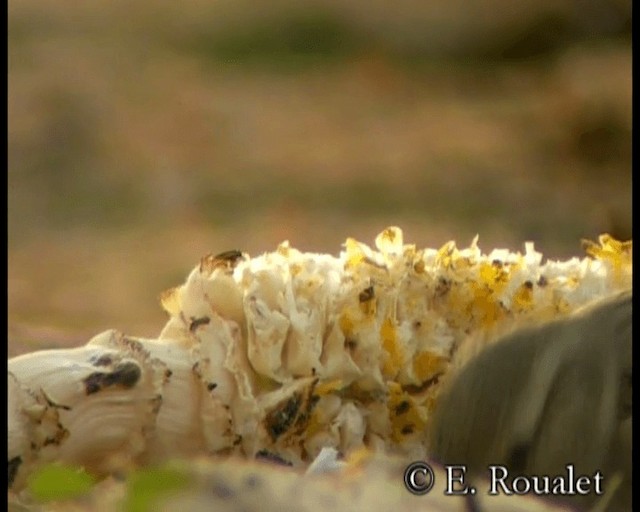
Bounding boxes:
8 227 632 494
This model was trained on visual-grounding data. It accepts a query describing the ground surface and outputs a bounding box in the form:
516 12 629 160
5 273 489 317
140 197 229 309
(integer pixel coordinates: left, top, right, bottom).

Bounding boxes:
8 0 631 356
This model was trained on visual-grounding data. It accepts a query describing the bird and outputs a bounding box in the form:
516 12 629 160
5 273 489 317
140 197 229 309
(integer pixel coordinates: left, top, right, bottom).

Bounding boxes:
428 290 632 512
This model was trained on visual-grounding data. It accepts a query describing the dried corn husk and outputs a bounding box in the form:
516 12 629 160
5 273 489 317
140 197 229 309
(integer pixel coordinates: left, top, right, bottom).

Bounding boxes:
8 227 632 496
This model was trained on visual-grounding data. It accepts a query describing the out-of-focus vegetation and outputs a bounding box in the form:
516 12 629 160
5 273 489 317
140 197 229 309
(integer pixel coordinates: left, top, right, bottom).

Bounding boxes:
8 0 631 355
25 465 96 503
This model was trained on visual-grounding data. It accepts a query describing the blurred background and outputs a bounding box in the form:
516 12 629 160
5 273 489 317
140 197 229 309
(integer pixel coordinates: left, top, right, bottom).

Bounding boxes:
8 0 631 356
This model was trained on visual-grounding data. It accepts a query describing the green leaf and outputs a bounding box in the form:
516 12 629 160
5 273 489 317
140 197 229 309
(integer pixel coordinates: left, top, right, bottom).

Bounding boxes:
124 465 191 512
27 464 96 502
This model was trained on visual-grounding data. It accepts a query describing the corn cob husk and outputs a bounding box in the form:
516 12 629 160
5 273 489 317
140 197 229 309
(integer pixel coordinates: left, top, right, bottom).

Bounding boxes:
8 227 632 494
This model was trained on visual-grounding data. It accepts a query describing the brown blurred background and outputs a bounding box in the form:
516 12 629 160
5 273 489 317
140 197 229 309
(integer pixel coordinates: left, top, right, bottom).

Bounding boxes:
8 0 631 356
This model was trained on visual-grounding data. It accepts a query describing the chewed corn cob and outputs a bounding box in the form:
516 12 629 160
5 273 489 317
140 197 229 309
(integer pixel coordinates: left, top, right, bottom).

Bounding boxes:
8 227 632 491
